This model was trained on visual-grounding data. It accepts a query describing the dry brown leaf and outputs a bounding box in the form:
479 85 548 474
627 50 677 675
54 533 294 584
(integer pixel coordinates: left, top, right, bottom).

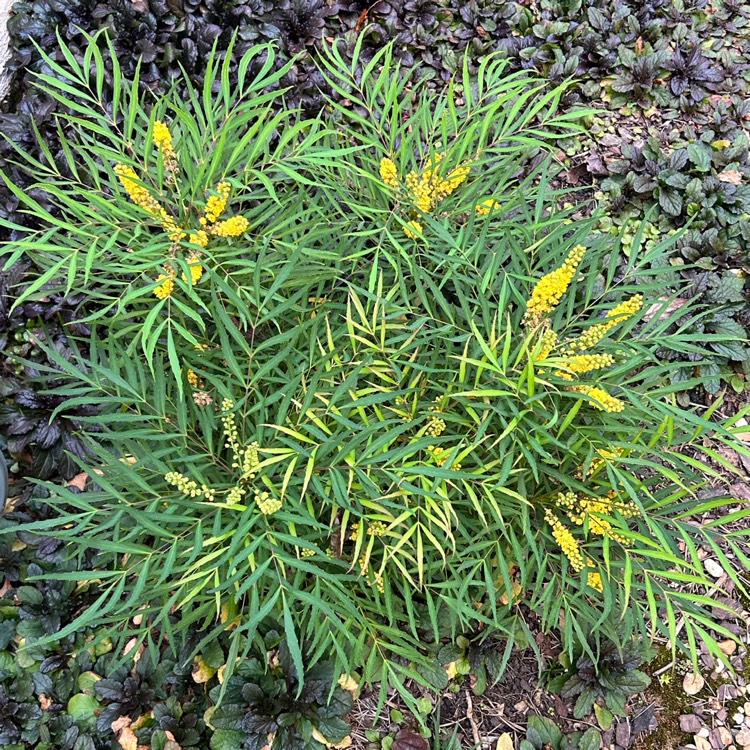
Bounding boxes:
499 580 523 606
337 673 358 695
496 732 515 750
67 472 88 491
643 297 689 322
393 728 429 750
683 672 705 695
111 717 132 734
39 693 53 710
718 169 742 185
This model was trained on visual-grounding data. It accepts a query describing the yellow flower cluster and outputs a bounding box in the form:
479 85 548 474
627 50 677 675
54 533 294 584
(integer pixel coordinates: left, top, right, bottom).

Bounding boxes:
154 271 175 300
187 369 200 388
379 157 399 187
525 244 587 323
427 445 462 469
153 120 177 172
203 181 231 224
165 472 216 501
153 120 173 151
565 295 644 353
181 263 204 284
587 569 603 592
476 198 500 215
425 416 446 437
189 230 209 248
368 521 388 537
585 447 624 478
405 153 470 212
114 164 160 214
221 399 241 455
573 386 625 413
211 215 249 237
554 489 637 544
556 353 615 380
255 491 281 515
227 485 245 504
238 441 260 478
404 220 422 239
535 328 558 361
165 471 201 497
545 509 583 571
376 152 470 239
358 555 385 593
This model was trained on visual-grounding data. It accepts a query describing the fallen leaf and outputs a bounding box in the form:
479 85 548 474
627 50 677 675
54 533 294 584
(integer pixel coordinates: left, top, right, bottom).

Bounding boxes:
111 717 132 734
393 729 429 750
499 580 523 606
643 297 689 322
337 673 358 694
683 672 705 695
704 559 724 578
192 655 217 684
311 728 352 748
39 693 53 710
712 139 731 150
111 717 141 750
496 732 514 750
67 472 88 491
719 639 737 655
718 169 742 185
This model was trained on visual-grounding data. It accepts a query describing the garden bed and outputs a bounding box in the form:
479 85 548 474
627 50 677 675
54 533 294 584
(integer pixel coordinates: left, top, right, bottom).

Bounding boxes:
2 2 750 750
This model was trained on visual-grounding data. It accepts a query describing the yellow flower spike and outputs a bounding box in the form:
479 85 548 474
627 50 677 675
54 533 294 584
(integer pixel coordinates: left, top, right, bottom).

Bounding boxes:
211 215 249 237
525 244 587 323
114 164 160 214
556 353 615 380
404 220 423 240
154 120 175 160
153 272 175 300
203 181 231 224
379 157 399 187
157 208 185 242
255 491 282 516
153 121 173 152
571 385 625 413
189 230 209 248
587 567 603 592
181 264 204 285
476 198 500 215
535 329 558 361
545 509 583 571
565 294 644 353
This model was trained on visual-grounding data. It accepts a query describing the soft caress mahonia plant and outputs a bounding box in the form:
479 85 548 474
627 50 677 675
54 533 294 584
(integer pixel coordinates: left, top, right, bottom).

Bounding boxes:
114 121 249 300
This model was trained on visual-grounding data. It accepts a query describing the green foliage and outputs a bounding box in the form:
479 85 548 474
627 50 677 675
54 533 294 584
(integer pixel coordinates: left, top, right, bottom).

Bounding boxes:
548 640 651 719
3 34 750 718
521 716 602 750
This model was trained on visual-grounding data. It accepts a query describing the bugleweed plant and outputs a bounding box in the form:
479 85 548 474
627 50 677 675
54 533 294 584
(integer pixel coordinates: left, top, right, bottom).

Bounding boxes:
3 33 750 710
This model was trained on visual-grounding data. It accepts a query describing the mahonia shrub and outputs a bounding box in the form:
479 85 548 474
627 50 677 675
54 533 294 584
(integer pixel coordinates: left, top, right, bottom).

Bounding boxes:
3 37 750 706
